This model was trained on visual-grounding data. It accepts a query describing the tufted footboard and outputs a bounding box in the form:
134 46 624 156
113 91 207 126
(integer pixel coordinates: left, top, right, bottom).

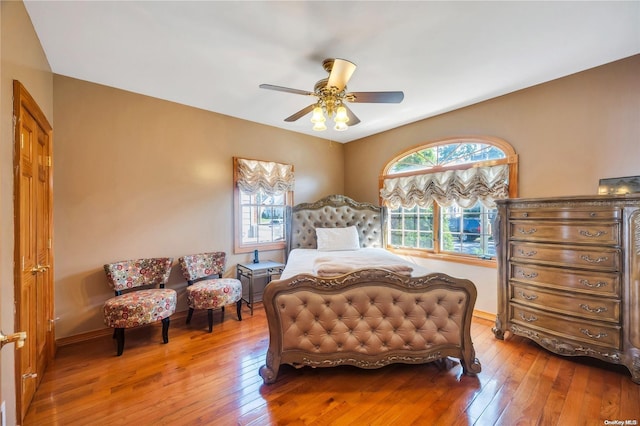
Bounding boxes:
259 268 482 384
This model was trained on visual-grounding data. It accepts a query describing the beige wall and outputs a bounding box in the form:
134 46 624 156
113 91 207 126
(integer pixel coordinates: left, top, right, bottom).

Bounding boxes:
52 75 344 338
345 55 640 203
1 1 53 424
343 54 640 314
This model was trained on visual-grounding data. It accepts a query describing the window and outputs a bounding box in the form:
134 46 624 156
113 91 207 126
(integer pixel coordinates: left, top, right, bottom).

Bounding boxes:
389 205 434 249
380 137 518 265
234 157 294 253
439 201 496 258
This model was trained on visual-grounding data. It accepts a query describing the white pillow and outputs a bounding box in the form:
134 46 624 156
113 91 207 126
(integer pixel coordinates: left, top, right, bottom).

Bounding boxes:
316 226 361 251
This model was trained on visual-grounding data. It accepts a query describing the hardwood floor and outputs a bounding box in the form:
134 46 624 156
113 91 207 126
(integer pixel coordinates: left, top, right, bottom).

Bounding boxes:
24 304 639 425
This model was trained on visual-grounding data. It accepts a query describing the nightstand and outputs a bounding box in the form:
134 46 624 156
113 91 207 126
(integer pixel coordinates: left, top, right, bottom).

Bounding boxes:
236 261 284 315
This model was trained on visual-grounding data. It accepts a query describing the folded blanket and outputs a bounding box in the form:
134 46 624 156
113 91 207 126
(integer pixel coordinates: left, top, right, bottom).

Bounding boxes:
313 251 413 277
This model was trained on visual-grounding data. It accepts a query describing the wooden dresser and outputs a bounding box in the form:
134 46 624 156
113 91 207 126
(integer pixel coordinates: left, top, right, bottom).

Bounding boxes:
492 195 640 384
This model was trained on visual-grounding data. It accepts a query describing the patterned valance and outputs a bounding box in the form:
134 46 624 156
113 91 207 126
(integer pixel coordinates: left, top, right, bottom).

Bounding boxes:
380 164 509 209
236 158 294 195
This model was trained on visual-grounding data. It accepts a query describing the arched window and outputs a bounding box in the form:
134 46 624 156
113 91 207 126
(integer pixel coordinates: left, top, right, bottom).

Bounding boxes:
379 136 518 266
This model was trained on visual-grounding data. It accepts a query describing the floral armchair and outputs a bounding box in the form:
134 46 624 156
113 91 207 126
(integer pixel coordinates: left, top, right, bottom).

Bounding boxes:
103 257 176 356
178 252 242 332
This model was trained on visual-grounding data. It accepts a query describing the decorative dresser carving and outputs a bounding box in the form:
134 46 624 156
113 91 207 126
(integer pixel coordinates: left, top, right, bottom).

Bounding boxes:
492 195 640 384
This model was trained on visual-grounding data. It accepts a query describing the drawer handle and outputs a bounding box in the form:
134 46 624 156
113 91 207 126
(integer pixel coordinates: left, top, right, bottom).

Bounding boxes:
519 312 537 322
517 227 537 235
517 270 538 279
517 249 538 257
579 229 607 238
579 304 607 314
579 279 608 288
517 290 538 301
580 328 607 339
580 255 609 264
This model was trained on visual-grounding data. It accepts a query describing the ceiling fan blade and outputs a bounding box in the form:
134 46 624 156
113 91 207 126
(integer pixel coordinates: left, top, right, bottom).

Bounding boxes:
343 105 361 126
284 104 316 122
347 91 404 103
327 58 357 91
259 84 314 96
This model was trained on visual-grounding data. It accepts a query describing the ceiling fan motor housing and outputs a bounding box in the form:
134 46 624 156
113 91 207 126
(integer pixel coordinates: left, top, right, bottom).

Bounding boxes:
259 57 403 128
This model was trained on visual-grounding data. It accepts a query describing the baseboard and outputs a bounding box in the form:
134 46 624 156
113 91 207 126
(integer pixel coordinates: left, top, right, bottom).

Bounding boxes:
56 328 112 347
56 310 190 347
473 309 495 322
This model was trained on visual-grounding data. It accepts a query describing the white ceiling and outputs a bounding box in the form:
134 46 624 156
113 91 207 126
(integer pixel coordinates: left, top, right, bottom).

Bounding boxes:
24 1 640 143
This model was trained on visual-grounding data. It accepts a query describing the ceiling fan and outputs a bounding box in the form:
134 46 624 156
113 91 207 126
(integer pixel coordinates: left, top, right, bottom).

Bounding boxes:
259 58 404 131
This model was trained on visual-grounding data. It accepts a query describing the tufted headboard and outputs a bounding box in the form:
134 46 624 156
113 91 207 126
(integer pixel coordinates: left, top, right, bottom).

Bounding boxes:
286 194 387 256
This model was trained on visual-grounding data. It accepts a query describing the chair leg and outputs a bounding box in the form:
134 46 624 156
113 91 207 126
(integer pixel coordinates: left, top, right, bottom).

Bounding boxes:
221 305 225 321
115 328 125 356
161 317 170 344
186 308 194 325
207 309 214 333
236 299 242 321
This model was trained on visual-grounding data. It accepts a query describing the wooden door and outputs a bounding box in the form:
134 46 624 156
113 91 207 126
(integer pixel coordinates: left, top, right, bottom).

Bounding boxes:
13 80 55 422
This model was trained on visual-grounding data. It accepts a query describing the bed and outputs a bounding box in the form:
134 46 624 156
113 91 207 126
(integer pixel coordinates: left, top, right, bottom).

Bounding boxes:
259 194 481 384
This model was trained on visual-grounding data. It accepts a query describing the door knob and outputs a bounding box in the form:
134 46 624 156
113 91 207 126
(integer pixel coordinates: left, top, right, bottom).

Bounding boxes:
29 264 50 274
0 330 27 349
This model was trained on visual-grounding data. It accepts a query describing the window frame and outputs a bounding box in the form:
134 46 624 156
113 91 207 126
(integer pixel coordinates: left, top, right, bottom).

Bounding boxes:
379 136 518 267
233 157 293 254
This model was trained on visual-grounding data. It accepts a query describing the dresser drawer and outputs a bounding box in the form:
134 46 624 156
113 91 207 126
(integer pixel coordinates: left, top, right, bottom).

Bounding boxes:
509 242 620 271
510 283 620 323
509 263 621 297
509 221 620 245
510 304 621 349
508 208 621 221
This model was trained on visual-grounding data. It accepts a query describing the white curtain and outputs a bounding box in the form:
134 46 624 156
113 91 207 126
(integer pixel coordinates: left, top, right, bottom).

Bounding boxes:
380 164 509 209
236 158 294 195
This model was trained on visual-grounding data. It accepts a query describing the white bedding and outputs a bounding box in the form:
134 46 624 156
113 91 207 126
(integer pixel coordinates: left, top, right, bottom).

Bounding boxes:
280 248 431 280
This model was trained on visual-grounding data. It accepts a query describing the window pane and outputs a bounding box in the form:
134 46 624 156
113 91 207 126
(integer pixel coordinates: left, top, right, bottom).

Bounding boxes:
388 206 434 249
440 201 496 258
390 230 404 246
241 205 258 245
239 189 286 246
271 193 285 204
390 215 402 230
240 191 253 204
405 214 417 231
418 231 433 249
388 142 506 174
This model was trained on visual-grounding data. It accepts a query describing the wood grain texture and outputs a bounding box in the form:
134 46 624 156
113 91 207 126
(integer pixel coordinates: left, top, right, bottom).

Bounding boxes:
494 196 640 385
24 306 639 425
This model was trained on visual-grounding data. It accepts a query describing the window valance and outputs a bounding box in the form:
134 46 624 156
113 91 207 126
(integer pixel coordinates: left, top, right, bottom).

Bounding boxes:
235 158 294 195
380 164 509 209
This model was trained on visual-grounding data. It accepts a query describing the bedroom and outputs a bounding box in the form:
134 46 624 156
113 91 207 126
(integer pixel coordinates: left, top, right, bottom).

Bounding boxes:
2 1 640 425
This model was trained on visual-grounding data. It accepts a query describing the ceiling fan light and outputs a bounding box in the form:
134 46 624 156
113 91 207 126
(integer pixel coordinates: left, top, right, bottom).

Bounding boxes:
334 121 348 132
334 106 349 123
313 121 327 131
311 107 326 123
